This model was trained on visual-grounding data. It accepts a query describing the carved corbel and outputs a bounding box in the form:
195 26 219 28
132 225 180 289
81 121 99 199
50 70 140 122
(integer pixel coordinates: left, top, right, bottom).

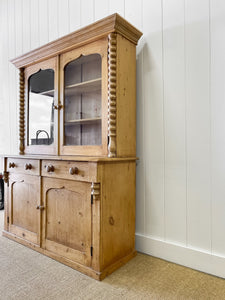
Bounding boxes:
91 182 100 201
3 171 9 185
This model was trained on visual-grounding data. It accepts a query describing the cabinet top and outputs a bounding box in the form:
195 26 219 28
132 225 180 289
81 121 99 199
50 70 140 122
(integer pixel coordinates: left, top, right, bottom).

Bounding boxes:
11 13 143 69
2 155 138 162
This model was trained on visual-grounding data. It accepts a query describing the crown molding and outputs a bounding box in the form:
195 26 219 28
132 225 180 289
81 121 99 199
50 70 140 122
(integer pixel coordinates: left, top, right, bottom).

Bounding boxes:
11 13 142 68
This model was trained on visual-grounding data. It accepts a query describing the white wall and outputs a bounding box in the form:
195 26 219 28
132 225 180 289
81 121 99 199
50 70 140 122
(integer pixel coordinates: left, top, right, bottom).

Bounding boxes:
1 0 225 278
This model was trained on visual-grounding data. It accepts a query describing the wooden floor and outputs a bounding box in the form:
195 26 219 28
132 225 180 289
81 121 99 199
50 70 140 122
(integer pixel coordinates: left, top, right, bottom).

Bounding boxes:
0 209 225 300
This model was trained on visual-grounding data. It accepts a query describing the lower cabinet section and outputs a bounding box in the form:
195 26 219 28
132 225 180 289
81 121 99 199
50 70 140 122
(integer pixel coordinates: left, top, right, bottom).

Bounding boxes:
3 157 136 280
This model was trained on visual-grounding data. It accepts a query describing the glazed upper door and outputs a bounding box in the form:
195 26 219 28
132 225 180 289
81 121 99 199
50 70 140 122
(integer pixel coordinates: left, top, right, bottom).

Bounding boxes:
24 57 58 155
42 177 92 266
59 39 108 156
8 174 41 245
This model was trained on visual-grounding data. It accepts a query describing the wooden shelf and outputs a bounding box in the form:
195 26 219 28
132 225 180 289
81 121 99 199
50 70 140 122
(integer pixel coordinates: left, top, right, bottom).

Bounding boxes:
39 89 54 97
65 117 101 126
65 78 101 96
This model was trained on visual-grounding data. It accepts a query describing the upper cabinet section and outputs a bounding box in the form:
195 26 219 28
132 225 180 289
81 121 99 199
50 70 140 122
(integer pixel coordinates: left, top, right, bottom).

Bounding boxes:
11 14 142 157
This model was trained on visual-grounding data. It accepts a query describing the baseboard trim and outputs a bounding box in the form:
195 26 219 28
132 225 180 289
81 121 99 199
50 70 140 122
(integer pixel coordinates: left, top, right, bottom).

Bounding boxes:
136 233 225 279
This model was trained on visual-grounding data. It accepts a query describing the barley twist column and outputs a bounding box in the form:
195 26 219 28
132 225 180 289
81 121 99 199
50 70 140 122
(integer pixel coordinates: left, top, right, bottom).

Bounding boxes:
19 68 25 155
107 33 117 157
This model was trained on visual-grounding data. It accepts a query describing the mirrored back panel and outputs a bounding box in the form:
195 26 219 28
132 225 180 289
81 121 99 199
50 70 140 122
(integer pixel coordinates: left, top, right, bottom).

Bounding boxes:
28 69 55 146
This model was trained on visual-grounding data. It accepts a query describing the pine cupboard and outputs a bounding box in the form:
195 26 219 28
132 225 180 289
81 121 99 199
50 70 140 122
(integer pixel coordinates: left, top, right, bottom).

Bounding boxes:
2 14 142 280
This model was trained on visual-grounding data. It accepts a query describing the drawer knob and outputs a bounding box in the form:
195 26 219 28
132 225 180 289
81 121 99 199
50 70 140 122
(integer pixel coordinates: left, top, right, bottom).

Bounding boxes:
9 162 15 168
46 165 55 173
69 167 79 175
24 163 32 170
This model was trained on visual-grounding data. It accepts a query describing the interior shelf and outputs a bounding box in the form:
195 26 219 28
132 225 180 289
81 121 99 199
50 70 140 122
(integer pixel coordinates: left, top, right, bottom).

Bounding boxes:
39 89 54 97
65 117 101 126
65 78 101 96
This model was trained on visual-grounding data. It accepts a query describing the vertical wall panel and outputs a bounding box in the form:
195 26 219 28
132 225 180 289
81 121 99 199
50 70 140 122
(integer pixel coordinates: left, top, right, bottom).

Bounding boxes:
143 0 164 238
58 0 69 37
125 0 142 30
8 0 17 155
30 0 39 49
81 0 94 27
109 0 124 16
0 1 6 154
1 0 10 154
163 0 186 244
15 0 23 56
69 0 81 32
94 0 109 21
48 0 59 41
211 0 225 256
39 0 49 45
22 0 31 53
185 0 211 251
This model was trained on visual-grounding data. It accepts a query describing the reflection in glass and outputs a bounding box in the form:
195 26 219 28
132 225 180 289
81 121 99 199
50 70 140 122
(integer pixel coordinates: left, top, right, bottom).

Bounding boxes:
28 69 54 146
64 54 102 146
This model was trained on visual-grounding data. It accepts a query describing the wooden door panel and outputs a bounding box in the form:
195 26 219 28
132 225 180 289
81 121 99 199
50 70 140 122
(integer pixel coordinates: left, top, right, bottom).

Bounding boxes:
24 57 59 155
42 178 92 266
46 188 87 251
9 174 41 245
59 39 108 157
12 180 38 232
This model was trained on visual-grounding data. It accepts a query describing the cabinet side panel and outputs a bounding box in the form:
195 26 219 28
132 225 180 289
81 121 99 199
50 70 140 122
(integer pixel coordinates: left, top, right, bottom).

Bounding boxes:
3 158 8 231
100 161 136 270
4 183 8 231
116 35 137 157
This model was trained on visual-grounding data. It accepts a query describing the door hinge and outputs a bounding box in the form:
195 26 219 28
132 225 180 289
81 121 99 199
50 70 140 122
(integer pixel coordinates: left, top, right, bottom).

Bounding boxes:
90 246 93 257
91 194 93 204
7 216 9 223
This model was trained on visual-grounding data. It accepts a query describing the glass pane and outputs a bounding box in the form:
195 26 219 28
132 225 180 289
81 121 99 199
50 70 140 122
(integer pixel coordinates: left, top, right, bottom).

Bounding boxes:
28 69 54 146
64 54 102 146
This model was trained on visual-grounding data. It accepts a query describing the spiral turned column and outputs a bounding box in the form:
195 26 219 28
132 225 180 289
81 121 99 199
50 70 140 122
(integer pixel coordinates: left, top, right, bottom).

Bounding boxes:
107 33 117 158
19 68 25 155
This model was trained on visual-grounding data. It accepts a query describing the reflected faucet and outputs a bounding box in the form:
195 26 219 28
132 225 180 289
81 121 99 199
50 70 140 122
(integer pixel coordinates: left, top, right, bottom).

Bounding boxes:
36 130 50 145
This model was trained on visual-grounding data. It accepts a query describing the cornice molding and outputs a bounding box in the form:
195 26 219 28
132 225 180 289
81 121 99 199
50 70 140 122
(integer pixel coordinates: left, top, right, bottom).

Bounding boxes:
11 13 142 68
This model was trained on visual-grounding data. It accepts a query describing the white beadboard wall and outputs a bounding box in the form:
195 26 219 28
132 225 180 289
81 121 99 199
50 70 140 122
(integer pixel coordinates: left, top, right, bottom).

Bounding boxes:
1 0 225 278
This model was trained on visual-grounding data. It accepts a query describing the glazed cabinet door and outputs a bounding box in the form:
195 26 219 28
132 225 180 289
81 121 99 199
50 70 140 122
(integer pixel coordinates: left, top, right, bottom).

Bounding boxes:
59 39 108 156
42 177 92 266
24 57 59 155
8 174 41 245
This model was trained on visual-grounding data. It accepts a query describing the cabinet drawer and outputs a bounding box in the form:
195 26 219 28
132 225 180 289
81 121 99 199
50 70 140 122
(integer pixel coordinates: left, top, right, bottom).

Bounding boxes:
41 160 97 182
7 158 40 176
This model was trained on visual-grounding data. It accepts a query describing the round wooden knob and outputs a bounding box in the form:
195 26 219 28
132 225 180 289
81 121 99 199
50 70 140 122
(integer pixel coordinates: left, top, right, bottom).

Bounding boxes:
46 165 54 173
24 163 32 170
9 162 15 168
69 167 79 175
